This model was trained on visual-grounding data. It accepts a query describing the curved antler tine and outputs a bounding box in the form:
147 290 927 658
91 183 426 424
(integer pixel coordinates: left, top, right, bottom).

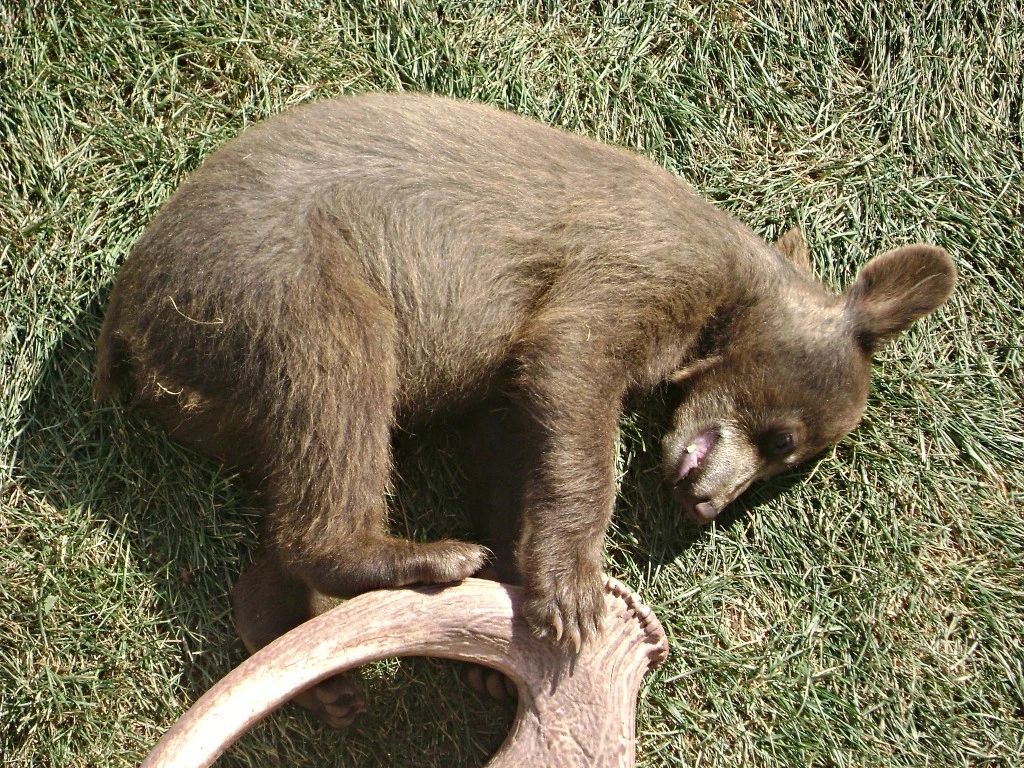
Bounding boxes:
142 577 667 768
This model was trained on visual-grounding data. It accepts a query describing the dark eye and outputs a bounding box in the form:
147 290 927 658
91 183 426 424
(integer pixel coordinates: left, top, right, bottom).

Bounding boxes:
761 431 796 460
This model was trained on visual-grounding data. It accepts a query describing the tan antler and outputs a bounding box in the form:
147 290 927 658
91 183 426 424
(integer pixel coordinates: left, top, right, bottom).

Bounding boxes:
141 576 668 768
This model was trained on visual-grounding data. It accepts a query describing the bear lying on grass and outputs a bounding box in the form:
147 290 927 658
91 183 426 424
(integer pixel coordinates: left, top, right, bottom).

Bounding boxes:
95 93 954 726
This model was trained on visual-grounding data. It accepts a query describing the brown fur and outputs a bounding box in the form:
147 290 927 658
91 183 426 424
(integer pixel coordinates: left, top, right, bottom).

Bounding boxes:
94 93 954 719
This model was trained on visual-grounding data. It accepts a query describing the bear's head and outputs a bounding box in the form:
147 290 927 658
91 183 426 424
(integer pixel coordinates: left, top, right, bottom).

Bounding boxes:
664 229 956 525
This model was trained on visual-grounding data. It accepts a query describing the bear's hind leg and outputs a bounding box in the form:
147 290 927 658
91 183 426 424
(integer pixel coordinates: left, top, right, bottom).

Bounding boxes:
232 547 366 728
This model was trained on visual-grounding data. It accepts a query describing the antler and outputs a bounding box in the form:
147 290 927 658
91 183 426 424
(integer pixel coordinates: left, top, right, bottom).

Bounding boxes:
142 576 668 768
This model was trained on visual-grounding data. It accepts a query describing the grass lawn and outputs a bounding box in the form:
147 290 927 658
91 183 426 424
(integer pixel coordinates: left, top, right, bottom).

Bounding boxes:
2 1 1021 765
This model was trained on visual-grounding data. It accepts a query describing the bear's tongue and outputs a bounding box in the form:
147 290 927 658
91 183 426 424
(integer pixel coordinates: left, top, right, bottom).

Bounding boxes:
676 431 716 482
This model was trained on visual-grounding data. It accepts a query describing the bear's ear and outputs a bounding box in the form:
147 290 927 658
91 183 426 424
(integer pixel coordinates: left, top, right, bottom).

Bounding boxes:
844 245 956 352
774 226 813 275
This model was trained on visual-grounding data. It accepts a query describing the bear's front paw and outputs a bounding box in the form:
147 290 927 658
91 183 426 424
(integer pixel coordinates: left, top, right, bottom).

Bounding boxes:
522 566 605 653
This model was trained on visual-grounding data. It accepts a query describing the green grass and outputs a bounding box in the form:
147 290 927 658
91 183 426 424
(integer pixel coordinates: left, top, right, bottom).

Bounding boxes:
2 1 1021 765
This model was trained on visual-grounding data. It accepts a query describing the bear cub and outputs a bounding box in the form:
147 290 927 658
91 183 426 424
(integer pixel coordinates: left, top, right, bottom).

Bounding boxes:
95 93 954 726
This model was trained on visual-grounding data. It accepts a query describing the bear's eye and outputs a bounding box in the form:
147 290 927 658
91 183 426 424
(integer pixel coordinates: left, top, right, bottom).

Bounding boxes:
761 431 796 460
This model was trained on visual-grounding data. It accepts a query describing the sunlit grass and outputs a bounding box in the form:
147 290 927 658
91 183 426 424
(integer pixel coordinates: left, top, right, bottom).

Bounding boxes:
2 1 1021 765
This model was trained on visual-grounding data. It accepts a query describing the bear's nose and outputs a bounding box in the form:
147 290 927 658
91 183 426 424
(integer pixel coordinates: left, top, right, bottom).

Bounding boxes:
676 494 718 525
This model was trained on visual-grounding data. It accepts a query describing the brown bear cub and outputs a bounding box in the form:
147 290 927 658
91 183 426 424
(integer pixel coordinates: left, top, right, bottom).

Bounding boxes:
95 93 954 726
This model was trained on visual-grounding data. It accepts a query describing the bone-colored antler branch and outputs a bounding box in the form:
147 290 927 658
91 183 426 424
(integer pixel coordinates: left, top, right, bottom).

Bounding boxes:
141 576 668 768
